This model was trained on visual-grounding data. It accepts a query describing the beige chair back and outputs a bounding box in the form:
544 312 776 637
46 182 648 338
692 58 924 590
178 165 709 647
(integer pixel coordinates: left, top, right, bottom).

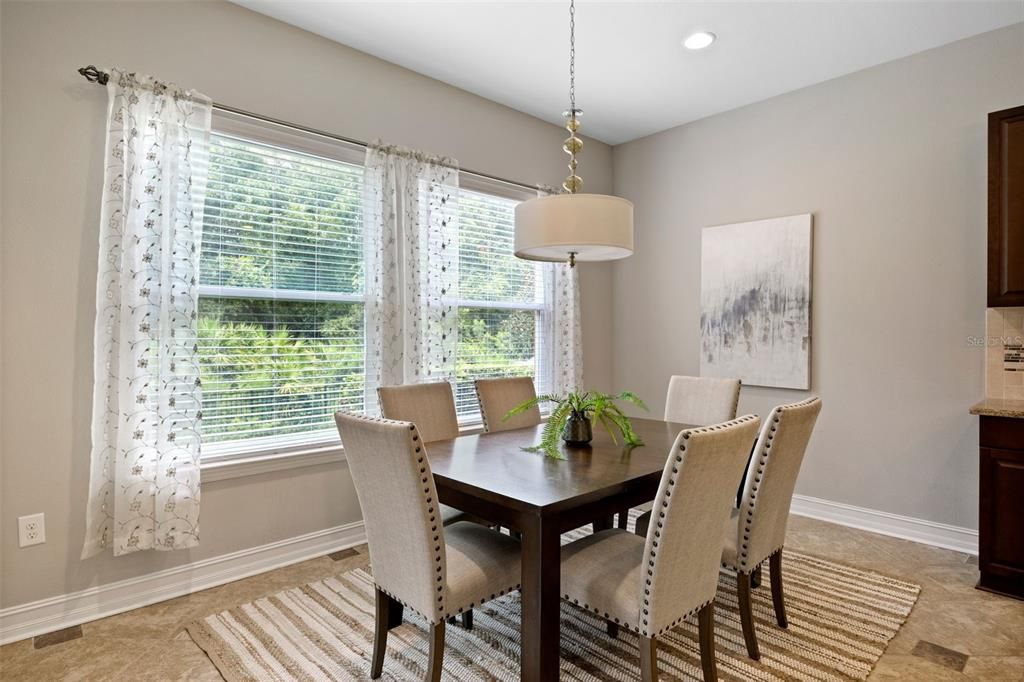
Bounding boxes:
475 377 541 432
664 375 741 425
334 412 448 623
378 381 459 443
641 415 761 637
735 397 822 571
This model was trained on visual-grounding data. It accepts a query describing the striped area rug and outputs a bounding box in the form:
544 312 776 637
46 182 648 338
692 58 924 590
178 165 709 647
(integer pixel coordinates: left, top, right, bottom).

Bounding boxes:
187 519 920 681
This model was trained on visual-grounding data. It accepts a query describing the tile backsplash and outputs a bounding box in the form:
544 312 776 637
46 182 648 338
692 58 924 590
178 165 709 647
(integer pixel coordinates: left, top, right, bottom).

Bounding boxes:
987 308 1024 400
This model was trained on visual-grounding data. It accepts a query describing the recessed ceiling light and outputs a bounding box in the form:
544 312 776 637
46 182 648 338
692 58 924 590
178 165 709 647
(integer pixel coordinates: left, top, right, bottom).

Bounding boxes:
683 31 716 50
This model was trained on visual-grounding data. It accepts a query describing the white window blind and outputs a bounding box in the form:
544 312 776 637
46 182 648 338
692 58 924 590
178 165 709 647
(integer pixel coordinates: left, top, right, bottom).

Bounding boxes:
198 132 366 455
455 188 547 418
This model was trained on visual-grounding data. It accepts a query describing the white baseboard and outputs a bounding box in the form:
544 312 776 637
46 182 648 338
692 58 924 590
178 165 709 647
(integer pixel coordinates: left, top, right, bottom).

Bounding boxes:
790 494 978 556
0 521 366 646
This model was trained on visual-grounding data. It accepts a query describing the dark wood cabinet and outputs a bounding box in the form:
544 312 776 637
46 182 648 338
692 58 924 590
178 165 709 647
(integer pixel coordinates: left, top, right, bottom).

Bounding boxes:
988 105 1024 307
978 416 1024 600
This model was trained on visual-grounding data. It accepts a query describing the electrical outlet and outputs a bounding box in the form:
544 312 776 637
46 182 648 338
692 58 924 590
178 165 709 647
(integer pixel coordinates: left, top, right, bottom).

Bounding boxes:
18 513 46 547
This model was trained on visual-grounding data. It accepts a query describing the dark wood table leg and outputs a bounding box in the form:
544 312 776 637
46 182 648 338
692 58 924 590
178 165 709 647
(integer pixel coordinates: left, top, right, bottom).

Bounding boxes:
520 513 561 682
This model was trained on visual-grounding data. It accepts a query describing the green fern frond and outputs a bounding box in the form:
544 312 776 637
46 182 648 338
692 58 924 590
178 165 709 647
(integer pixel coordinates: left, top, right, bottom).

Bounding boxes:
502 393 562 421
597 412 619 445
508 389 647 458
615 391 649 412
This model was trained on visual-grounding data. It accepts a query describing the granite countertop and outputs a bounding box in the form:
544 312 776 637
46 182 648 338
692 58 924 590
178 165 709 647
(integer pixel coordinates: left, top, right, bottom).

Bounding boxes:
970 398 1024 418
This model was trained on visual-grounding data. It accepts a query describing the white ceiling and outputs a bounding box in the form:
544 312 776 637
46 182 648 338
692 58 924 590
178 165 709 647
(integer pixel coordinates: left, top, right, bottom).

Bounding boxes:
233 1 1024 145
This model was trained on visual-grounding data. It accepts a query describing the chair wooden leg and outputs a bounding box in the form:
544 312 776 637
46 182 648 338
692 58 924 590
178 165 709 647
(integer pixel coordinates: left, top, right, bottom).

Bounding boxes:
697 602 718 682
372 588 389 679
770 551 788 628
461 610 473 630
387 595 404 630
427 621 446 682
606 620 619 639
736 572 760 660
639 635 658 682
617 507 629 530
751 565 762 588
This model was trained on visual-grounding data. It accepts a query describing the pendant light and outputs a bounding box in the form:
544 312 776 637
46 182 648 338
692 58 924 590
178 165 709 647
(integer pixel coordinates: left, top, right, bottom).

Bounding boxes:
514 0 634 267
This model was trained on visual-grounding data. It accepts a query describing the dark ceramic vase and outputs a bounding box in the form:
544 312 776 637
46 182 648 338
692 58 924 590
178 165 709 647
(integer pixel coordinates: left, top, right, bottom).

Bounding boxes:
562 412 593 445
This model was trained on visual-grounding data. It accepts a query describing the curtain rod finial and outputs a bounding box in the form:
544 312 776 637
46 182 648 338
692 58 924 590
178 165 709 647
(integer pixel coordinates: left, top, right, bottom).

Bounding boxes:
78 65 109 85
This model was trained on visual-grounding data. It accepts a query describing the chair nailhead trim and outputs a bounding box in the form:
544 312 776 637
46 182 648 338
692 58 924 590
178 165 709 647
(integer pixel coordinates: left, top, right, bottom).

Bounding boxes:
440 584 521 620
473 382 490 432
562 596 643 635
734 398 819 571
641 415 758 635
338 411 453 616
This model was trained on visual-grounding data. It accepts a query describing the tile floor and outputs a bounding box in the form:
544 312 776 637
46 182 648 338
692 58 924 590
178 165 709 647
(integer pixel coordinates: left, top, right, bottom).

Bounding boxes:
1 517 1022 681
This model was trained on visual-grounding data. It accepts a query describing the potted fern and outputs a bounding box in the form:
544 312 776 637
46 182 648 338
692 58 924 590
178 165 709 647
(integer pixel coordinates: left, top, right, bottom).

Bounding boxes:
504 391 648 459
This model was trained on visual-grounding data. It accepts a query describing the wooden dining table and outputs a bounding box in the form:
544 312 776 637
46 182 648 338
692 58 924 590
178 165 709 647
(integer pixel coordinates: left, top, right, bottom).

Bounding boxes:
426 416 696 682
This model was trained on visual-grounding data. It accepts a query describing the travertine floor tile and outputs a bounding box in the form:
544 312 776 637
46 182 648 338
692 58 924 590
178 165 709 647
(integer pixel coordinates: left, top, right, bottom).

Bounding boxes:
123 638 224 681
0 636 149 681
887 596 1024 657
869 653 969 680
962 655 1024 681
0 636 34 661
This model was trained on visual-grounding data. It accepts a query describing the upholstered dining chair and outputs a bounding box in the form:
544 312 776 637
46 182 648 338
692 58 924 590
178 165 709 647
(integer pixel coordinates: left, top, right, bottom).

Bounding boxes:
617 375 742 530
664 375 741 425
561 415 761 682
377 382 474 525
377 382 460 443
377 381 490 629
718 397 822 660
334 411 522 682
475 376 541 433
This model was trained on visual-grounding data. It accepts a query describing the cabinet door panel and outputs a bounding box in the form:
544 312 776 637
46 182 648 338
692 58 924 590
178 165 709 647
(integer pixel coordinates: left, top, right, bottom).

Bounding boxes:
988 105 1024 307
979 447 1024 576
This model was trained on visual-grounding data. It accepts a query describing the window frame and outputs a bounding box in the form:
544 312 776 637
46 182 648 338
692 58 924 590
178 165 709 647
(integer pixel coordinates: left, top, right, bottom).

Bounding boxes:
200 111 367 470
199 115 551 480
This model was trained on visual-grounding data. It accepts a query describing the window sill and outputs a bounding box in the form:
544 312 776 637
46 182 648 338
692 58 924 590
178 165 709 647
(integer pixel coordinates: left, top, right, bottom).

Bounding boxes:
201 444 345 483
201 422 488 483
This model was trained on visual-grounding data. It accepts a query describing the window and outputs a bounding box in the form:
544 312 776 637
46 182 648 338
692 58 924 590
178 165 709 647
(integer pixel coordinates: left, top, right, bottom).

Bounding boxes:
454 183 549 420
197 114 366 457
197 113 553 458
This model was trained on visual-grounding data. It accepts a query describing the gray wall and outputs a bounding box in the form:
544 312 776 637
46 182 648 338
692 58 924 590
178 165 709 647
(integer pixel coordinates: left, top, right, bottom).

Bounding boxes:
611 23 1024 530
0 0 614 608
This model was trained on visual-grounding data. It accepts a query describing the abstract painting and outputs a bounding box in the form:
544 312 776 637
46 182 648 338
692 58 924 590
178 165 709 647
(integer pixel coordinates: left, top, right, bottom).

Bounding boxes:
700 214 812 390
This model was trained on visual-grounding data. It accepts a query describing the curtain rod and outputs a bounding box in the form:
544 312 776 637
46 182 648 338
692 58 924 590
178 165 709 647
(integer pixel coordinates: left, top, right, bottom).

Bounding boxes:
77 65 551 195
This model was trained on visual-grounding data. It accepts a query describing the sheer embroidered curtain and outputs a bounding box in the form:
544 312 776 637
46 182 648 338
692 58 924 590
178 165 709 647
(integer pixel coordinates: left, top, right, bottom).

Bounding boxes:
547 261 583 395
82 69 212 558
362 144 461 413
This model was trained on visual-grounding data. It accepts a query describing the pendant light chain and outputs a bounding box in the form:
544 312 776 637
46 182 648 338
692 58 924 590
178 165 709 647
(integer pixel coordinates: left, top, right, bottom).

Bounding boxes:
562 0 583 194
569 0 575 114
